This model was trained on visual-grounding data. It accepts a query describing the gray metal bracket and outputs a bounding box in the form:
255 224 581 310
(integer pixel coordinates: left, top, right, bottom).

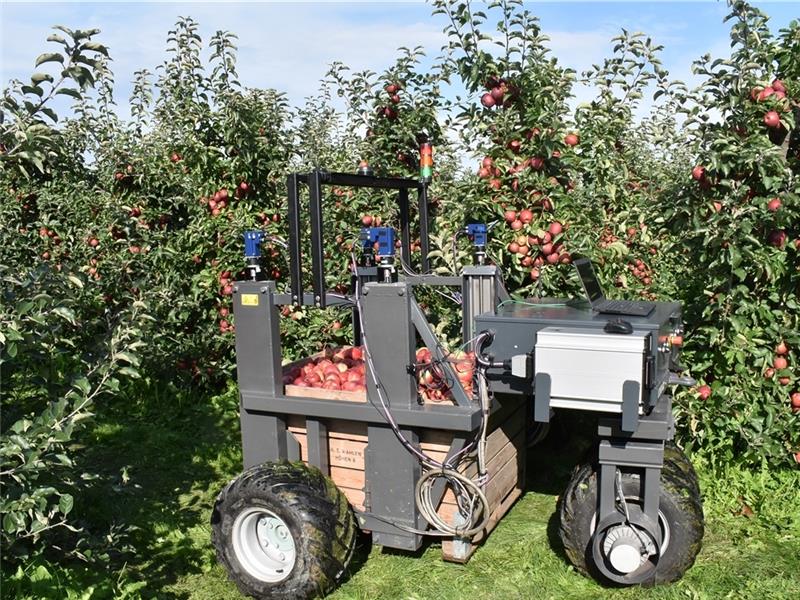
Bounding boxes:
533 372 551 423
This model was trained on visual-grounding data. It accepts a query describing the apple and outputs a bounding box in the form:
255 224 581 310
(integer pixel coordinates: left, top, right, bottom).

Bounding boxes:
383 106 397 120
779 377 791 386
510 220 523 231
504 210 517 223
767 198 782 212
691 165 706 181
331 321 342 330
697 385 712 400
129 245 141 254
768 230 787 247
774 356 788 370
489 178 502 190
564 133 579 146
490 85 505 102
758 86 775 101
361 215 373 227
763 111 781 128
772 79 786 93
482 156 494 168
507 139 522 153
385 83 399 94
529 157 545 171
791 392 800 408
765 368 775 379
481 93 496 108
776 342 788 355
548 221 563 236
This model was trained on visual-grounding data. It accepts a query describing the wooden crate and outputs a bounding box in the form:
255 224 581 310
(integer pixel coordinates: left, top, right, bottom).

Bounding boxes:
285 394 526 563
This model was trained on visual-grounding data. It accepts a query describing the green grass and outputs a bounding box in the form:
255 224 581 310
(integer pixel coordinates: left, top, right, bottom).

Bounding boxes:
6 384 800 599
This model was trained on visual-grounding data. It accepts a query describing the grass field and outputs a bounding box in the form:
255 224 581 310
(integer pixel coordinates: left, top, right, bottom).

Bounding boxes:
7 384 800 599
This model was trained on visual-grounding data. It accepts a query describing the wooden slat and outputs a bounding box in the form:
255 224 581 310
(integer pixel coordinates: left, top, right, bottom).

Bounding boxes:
439 428 524 508
441 486 523 562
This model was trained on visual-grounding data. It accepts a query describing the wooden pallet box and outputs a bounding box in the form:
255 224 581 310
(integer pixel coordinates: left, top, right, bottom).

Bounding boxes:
282 355 525 562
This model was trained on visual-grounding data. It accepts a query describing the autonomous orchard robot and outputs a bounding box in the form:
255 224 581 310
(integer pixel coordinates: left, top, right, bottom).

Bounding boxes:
210 159 704 599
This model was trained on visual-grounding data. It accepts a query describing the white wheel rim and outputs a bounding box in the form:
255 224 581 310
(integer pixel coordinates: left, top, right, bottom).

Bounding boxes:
590 498 671 556
232 508 296 583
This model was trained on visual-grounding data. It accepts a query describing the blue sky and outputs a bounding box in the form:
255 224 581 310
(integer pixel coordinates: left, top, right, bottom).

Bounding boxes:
2 1 798 119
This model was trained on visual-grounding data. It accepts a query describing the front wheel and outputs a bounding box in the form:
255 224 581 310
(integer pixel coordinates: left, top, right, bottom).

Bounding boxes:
211 461 357 600
559 445 703 585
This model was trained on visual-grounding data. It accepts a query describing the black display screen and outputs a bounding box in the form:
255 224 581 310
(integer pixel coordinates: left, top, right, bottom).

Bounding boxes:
574 258 604 304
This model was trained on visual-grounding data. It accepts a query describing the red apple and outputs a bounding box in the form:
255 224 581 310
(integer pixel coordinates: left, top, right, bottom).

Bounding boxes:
772 79 786 93
510 220 523 231
691 165 705 181
564 133 579 146
361 215 373 227
504 210 517 223
767 198 782 212
507 139 521 153
774 356 788 370
776 342 788 355
697 385 712 400
791 392 800 408
548 221 563 236
768 230 787 247
529 157 544 171
481 93 496 108
519 209 534 224
763 111 781 128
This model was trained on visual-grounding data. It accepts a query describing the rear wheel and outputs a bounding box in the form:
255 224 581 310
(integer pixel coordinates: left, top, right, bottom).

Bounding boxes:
559 445 703 585
211 461 357 599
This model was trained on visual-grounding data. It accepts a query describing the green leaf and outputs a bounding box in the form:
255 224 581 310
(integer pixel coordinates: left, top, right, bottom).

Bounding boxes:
72 377 91 395
31 72 54 85
59 493 74 516
34 52 64 67
21 85 44 97
52 306 77 323
3 513 17 534
55 88 82 100
117 366 141 379
114 351 140 366
81 41 109 56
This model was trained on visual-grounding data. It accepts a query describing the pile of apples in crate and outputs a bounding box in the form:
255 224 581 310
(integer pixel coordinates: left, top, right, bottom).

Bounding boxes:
283 345 477 401
284 346 366 392
416 347 476 403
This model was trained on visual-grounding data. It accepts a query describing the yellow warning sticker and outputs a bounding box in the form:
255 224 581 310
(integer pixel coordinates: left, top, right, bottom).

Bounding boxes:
241 294 259 307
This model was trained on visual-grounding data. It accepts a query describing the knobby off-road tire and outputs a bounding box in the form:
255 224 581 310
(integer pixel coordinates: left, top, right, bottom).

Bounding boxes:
211 461 358 600
558 442 703 585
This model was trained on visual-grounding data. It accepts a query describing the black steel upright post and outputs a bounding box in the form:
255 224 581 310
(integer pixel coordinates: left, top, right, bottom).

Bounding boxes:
286 173 303 306
418 183 430 273
308 170 326 308
398 188 411 270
